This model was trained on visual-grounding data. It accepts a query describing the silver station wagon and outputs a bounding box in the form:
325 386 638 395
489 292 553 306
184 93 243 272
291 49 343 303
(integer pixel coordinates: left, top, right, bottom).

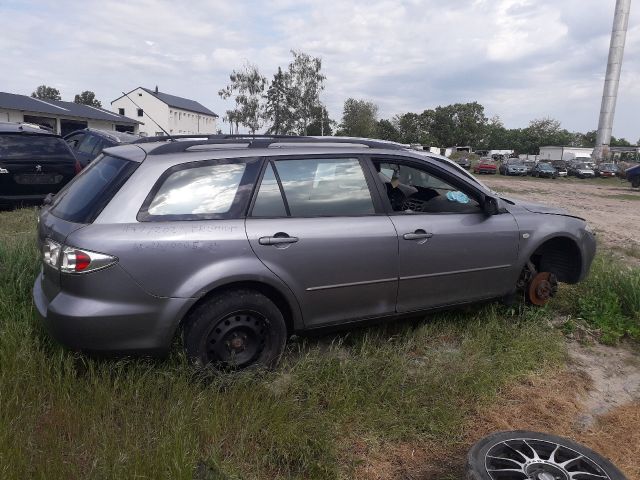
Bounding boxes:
33 135 596 369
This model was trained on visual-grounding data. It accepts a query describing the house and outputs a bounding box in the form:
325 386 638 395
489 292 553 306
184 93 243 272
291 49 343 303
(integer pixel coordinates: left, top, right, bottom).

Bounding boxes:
111 87 218 137
0 91 140 136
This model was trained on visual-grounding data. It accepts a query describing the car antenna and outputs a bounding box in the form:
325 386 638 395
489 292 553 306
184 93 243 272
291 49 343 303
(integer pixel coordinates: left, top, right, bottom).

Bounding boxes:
120 91 174 141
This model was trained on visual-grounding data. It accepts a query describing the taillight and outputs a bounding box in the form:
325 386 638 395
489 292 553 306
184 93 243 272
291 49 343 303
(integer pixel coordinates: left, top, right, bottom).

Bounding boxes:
74 159 82 174
42 238 116 273
61 247 117 274
43 239 62 268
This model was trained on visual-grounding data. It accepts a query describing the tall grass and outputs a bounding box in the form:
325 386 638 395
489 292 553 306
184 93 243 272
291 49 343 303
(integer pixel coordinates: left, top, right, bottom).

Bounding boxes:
555 255 640 344
0 208 566 479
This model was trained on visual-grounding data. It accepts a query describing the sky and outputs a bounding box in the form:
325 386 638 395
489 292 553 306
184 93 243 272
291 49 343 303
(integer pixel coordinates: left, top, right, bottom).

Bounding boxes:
0 0 638 141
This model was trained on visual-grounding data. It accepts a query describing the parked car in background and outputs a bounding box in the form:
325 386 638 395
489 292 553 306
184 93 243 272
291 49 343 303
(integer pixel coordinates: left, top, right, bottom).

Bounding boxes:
499 159 527 176
550 160 568 177
473 159 497 174
0 122 79 208
33 135 596 369
595 163 619 178
569 162 595 179
523 160 536 174
454 157 471 169
626 164 640 188
530 162 557 178
64 128 140 168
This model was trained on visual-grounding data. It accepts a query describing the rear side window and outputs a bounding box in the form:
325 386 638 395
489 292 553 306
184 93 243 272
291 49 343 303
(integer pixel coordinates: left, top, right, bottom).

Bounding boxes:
0 134 74 160
273 158 374 216
50 155 138 223
138 158 260 221
77 135 101 156
147 163 246 215
252 163 287 217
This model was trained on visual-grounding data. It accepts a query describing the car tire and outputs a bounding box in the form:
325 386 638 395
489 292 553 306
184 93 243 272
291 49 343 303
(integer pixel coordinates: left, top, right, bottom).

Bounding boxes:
632 178 640 188
183 289 287 370
466 431 626 480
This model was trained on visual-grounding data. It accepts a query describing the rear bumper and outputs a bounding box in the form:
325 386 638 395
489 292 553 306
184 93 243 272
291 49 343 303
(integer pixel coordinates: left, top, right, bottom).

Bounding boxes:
33 269 194 355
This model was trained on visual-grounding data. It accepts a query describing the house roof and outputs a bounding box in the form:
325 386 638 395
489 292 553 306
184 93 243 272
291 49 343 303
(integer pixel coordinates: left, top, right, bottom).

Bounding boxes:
0 92 141 124
114 87 218 117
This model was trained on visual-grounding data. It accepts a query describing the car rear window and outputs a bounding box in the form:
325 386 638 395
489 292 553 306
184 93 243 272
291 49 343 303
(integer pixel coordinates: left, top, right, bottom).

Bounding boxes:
50 155 138 223
0 134 74 160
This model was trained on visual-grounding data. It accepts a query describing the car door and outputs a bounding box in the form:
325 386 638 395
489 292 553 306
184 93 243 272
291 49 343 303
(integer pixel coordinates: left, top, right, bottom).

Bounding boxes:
245 156 398 328
370 156 520 313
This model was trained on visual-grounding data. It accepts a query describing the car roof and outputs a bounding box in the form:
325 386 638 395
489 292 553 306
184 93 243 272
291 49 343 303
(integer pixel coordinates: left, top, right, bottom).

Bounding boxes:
65 128 140 143
102 134 489 191
0 121 59 136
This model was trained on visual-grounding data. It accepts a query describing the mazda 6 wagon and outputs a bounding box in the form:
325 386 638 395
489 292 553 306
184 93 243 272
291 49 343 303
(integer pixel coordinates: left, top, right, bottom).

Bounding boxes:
33 135 596 369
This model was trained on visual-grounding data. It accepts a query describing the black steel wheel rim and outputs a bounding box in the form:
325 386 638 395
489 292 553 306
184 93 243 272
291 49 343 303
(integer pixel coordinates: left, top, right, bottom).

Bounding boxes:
205 311 269 368
485 437 611 480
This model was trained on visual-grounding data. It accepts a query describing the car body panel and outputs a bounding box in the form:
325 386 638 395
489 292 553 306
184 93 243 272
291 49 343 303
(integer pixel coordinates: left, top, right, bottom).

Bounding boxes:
388 211 520 311
246 216 399 327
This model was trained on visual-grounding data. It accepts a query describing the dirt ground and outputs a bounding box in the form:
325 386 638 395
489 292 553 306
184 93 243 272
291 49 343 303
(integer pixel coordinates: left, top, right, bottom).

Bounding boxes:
483 176 640 253
356 176 640 480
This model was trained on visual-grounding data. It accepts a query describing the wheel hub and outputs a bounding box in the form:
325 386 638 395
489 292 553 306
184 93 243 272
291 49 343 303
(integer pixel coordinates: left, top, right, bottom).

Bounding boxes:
205 312 268 368
528 272 558 306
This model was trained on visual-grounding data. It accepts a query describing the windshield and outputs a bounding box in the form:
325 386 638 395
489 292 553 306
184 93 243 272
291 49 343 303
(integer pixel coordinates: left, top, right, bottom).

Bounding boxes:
577 163 590 169
539 163 554 171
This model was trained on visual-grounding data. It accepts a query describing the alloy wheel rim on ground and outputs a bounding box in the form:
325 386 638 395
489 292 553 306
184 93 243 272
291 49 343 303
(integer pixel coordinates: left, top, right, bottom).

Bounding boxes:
205 310 269 368
484 437 611 480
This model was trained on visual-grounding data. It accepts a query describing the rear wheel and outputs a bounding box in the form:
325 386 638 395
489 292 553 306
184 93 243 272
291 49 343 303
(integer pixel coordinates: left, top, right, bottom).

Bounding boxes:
632 177 640 188
466 431 626 480
183 289 287 370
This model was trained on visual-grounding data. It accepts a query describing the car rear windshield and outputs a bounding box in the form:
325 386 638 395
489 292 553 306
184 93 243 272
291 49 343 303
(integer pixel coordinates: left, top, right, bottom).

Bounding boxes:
0 134 74 161
50 154 138 223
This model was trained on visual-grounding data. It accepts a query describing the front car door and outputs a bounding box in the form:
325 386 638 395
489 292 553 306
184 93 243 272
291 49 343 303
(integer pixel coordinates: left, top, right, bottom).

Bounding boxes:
370 155 520 313
245 155 399 328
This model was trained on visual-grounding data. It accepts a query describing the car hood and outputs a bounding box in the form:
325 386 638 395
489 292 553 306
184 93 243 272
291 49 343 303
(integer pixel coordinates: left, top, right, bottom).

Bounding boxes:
501 197 585 220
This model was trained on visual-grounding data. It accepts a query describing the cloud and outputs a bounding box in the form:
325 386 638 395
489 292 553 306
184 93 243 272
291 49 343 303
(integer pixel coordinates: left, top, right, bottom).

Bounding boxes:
0 0 637 140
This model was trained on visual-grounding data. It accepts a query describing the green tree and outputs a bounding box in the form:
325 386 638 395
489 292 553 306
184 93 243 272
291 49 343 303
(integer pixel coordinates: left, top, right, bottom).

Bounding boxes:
394 111 434 145
218 63 267 135
264 67 294 135
31 85 61 101
287 50 326 135
339 98 379 137
306 105 335 136
73 90 101 108
376 119 401 142
430 102 488 147
521 118 572 154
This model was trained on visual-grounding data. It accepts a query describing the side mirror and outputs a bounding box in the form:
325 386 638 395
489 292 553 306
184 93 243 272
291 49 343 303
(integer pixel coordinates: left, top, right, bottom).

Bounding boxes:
42 193 54 206
483 196 499 216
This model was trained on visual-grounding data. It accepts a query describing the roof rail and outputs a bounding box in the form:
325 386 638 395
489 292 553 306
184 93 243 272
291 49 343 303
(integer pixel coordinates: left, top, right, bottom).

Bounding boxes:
139 134 406 155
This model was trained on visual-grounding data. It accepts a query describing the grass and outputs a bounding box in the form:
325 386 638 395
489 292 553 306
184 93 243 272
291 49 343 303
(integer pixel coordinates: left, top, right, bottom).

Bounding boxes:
554 255 640 344
2 207 637 479
598 193 640 201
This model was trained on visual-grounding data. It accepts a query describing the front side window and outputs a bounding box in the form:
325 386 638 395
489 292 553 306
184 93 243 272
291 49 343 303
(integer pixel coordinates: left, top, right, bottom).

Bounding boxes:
375 160 480 214
147 163 246 216
272 158 374 217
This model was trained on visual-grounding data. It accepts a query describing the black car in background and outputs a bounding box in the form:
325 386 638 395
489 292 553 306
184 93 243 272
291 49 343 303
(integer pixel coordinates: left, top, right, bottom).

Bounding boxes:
0 122 79 207
531 162 557 178
64 128 140 168
454 157 471 169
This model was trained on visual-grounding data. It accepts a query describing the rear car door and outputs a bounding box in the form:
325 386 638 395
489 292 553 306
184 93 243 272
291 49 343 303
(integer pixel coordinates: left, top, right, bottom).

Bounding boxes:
371 156 520 313
245 156 398 328
0 133 77 200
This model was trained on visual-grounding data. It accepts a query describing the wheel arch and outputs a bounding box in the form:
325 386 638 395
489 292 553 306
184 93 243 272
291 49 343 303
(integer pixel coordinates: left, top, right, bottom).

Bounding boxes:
527 235 583 284
178 279 302 336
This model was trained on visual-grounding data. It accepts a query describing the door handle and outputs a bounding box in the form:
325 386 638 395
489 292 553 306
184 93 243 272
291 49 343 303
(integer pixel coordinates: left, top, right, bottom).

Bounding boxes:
402 230 433 241
258 234 299 246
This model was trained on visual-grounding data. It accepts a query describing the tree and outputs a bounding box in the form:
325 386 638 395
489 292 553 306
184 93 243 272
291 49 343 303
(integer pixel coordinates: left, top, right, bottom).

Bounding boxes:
430 102 488 147
521 118 572 154
264 67 294 135
306 105 335 136
218 62 267 135
394 111 434 145
31 85 61 101
287 50 326 135
339 98 378 138
73 90 102 108
376 119 401 142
